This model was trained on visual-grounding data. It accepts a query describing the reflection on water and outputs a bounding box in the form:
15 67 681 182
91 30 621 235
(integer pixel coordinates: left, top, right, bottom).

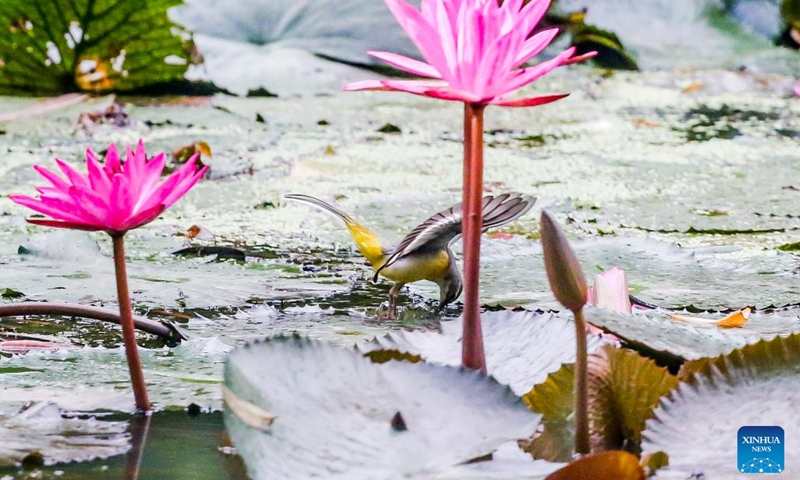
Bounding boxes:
0 411 248 480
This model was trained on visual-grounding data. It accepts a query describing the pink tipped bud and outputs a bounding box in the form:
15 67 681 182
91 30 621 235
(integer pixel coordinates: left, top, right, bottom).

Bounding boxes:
540 210 587 312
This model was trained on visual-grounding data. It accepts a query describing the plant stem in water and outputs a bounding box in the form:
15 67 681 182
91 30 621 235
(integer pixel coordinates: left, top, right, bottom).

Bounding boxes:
573 307 589 454
112 235 151 412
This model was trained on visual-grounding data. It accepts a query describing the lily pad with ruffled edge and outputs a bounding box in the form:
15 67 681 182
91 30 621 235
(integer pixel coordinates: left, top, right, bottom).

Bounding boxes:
357 310 607 396
480 236 800 311
170 0 418 96
641 333 800 478
224 335 540 480
586 306 800 361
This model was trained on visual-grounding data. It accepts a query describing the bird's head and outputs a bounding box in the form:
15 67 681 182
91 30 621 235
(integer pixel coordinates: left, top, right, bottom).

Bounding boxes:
436 260 463 313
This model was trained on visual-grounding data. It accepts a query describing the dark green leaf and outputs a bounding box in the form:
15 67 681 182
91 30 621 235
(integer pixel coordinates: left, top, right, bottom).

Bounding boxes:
0 0 189 94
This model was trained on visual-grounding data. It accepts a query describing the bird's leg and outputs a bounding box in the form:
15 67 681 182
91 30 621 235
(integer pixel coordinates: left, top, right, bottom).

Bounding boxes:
386 283 403 320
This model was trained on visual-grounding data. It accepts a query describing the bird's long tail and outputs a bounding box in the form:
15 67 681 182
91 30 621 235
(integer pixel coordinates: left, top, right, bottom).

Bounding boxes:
284 194 386 267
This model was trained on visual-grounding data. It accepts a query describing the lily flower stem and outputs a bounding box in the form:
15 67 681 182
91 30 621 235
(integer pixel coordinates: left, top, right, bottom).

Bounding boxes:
125 413 152 480
112 235 150 411
573 306 590 454
461 102 487 373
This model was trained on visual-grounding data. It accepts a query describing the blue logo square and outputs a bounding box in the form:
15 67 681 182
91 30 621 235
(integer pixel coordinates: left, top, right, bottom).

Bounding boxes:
738 426 784 474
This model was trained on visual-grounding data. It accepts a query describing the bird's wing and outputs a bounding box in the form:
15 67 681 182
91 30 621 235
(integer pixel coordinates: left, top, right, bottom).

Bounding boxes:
284 194 387 266
375 193 535 279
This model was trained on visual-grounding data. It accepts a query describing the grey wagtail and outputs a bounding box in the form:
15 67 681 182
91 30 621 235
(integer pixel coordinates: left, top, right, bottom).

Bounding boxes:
284 193 535 317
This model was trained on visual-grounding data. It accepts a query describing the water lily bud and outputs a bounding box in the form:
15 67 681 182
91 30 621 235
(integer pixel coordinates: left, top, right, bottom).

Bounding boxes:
540 210 588 312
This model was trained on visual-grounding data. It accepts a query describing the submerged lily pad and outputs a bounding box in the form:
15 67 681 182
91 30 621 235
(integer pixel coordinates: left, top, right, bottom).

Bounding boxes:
642 333 800 478
224 335 539 480
0 401 129 468
586 307 800 360
357 310 606 396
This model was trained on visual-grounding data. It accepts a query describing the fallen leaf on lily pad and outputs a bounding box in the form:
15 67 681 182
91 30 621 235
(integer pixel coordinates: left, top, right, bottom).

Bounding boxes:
224 335 539 480
545 451 645 480
668 307 750 328
357 310 607 396
642 333 800 478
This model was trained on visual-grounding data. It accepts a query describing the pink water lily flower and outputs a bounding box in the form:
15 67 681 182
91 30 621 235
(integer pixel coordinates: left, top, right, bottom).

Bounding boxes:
344 0 593 106
587 266 632 315
10 140 208 236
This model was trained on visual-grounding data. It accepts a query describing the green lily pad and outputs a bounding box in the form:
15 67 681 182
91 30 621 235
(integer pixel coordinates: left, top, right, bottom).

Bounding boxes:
642 333 800 478
586 307 800 360
224 335 539 480
357 310 607 396
0 0 189 94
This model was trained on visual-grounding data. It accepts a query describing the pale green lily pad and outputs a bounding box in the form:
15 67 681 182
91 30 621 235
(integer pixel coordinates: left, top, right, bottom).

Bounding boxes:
0 401 129 468
642 333 800 478
586 306 800 360
224 335 539 480
357 310 607 396
480 236 800 310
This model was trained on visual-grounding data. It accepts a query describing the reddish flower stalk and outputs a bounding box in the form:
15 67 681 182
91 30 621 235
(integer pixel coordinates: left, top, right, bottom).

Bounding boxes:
345 0 595 372
11 140 207 411
461 102 487 372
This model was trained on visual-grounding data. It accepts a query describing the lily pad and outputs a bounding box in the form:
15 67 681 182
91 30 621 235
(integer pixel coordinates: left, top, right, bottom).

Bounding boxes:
522 346 677 461
0 401 129 468
544 451 645 480
0 0 189 94
586 307 800 360
642 333 800 478
481 236 800 311
170 0 417 95
224 335 539 480
357 310 607 396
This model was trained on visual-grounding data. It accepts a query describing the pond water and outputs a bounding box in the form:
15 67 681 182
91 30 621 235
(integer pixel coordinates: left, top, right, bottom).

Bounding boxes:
0 0 799 477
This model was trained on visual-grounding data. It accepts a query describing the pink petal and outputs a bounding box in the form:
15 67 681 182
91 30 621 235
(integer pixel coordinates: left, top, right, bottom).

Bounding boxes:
561 51 598 66
501 47 575 94
515 0 551 36
794 85 800 97
9 194 89 224
109 173 134 229
85 148 112 197
33 165 70 191
492 93 569 107
383 0 450 77
342 79 395 92
513 28 559 68
592 267 632 315
367 51 441 78
103 144 122 175
68 186 111 225
26 219 103 231
118 204 166 231
160 165 209 208
54 158 90 189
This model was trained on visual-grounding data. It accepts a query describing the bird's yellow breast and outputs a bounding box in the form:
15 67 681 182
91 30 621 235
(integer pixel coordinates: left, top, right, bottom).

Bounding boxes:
378 249 451 284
